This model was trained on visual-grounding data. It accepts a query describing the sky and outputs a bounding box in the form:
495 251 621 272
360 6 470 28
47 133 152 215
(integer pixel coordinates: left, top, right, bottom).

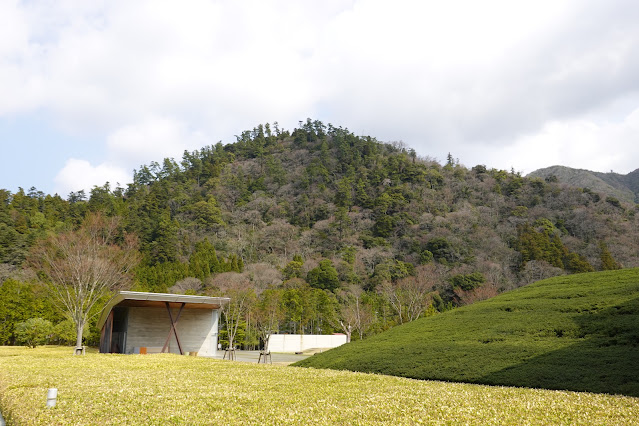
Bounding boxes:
1 0 639 197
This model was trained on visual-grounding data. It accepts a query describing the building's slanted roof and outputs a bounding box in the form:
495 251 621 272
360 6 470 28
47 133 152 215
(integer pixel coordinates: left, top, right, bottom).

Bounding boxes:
97 291 229 329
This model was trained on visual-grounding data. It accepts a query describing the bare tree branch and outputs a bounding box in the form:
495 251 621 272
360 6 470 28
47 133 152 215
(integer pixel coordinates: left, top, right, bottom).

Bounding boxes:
29 213 139 349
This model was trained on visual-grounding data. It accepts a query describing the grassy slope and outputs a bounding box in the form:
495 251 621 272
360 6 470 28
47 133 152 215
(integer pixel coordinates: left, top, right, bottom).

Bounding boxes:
1 347 638 425
294 269 639 397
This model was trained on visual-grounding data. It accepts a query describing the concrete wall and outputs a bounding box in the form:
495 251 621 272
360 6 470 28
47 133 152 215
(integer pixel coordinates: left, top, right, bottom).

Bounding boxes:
267 334 347 353
125 307 219 357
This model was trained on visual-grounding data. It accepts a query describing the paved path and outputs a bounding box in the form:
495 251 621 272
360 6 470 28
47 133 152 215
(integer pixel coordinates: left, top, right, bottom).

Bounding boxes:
212 350 311 364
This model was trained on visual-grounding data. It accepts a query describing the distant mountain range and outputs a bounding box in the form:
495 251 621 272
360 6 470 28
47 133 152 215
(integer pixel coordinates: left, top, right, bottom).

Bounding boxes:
528 166 639 204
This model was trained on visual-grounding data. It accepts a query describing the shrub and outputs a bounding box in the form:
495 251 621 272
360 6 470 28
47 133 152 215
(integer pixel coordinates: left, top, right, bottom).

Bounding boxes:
15 318 53 348
426 237 462 264
606 196 622 208
419 250 434 264
51 319 91 345
450 272 486 291
511 206 528 217
307 260 340 292
600 242 621 270
283 260 304 280
564 253 595 274
52 319 76 345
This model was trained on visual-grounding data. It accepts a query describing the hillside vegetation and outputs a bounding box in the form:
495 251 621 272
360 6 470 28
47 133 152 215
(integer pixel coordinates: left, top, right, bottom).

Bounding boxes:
294 268 639 397
2 120 639 346
1 347 638 425
529 165 639 204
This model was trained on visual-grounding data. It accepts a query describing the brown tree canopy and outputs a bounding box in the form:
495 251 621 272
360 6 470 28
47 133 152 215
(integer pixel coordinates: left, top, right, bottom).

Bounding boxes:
30 213 139 348
381 265 438 324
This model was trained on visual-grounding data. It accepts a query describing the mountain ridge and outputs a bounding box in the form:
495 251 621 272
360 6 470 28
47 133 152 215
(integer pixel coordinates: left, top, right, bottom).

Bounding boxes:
528 165 639 203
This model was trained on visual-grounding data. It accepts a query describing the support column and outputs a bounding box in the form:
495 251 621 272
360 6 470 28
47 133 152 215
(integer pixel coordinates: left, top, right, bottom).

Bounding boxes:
162 302 185 355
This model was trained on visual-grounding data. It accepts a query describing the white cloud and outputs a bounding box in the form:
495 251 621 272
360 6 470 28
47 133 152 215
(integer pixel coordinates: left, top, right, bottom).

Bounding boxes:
52 116 211 194
28 0 331 133
3 0 639 194
106 117 208 168
0 0 45 115
54 158 130 196
465 106 639 175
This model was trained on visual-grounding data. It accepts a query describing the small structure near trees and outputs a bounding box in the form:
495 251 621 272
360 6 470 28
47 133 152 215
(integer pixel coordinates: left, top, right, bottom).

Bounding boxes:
97 291 229 356
267 334 347 353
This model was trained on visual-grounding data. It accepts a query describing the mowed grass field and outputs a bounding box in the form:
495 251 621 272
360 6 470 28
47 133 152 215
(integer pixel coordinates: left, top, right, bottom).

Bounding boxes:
295 269 639 397
0 347 638 425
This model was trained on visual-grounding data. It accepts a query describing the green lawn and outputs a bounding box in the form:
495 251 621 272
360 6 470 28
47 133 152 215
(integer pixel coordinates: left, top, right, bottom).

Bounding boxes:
295 268 639 397
1 347 637 425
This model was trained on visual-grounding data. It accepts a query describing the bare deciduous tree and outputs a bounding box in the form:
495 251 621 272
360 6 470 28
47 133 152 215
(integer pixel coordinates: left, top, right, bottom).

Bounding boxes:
381 265 437 324
213 273 256 355
245 263 283 289
258 219 297 257
30 213 139 350
453 282 499 305
332 286 374 342
519 260 565 285
169 277 202 294
252 288 284 352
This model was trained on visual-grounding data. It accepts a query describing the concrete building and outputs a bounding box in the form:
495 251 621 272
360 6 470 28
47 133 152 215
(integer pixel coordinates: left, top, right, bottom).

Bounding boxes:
97 291 229 357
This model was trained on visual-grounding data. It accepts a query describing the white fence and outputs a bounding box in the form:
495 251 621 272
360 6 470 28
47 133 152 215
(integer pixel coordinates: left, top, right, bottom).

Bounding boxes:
267 334 348 353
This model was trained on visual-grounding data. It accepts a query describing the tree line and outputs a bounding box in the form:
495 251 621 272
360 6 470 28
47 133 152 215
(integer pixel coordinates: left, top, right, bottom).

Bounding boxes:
1 119 637 348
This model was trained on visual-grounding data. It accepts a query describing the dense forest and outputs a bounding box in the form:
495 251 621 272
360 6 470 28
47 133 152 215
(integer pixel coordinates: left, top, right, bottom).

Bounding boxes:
1 119 638 347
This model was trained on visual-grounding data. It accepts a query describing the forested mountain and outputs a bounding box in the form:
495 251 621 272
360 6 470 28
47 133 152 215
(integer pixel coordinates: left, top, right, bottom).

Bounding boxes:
529 165 639 204
2 120 638 346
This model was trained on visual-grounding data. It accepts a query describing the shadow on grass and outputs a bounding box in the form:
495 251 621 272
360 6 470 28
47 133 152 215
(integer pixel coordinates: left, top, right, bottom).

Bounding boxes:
481 297 639 397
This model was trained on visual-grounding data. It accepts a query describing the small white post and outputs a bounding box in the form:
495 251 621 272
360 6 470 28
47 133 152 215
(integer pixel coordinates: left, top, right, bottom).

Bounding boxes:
46 388 57 408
